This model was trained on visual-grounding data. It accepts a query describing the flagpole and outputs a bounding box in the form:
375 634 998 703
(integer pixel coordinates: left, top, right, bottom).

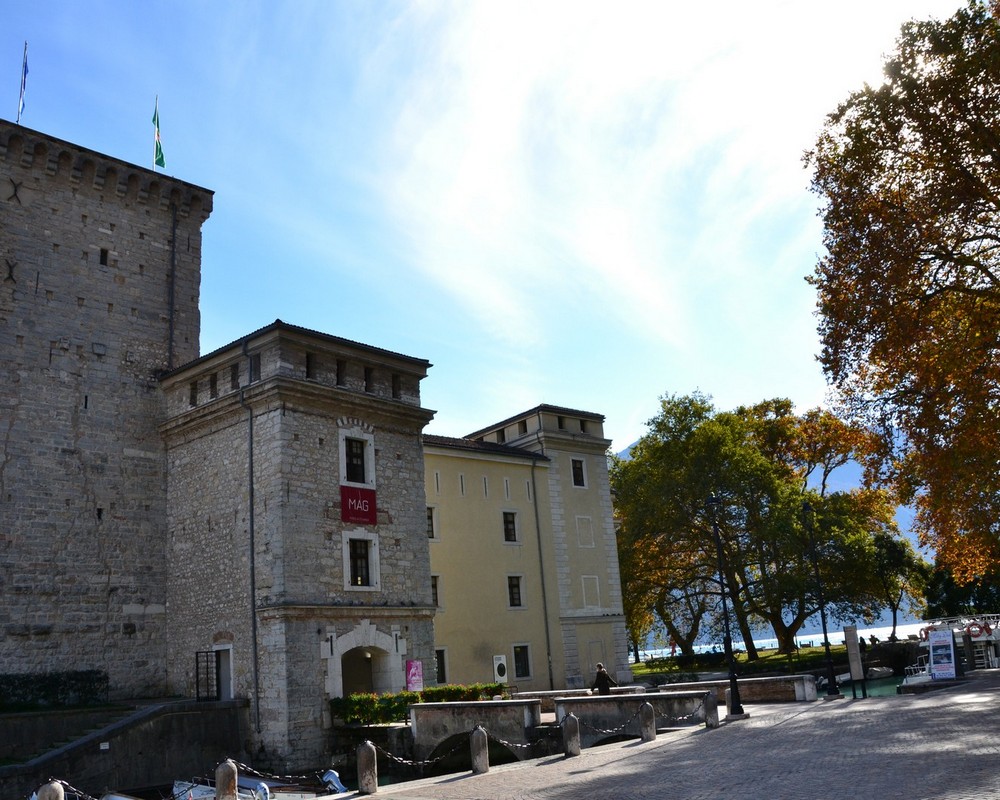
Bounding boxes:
152 95 157 171
17 41 28 125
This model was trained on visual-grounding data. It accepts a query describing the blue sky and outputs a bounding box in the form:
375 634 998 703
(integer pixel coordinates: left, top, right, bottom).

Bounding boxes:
3 1 962 450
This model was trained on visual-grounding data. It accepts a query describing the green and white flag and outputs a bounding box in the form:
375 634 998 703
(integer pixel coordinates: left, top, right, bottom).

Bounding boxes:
152 97 165 169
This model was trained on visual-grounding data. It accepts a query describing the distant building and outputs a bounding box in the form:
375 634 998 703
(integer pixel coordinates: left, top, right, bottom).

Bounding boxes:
0 118 625 769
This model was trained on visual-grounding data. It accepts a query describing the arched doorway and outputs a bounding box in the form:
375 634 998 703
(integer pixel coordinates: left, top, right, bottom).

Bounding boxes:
342 647 375 695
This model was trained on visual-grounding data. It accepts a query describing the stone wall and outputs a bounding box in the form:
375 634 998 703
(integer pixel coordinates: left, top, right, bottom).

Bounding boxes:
0 120 212 696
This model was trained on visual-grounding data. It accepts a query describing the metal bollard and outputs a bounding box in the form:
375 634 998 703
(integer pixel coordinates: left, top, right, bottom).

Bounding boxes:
563 712 581 757
357 740 379 795
36 782 64 800
215 759 238 800
471 725 490 774
640 702 656 742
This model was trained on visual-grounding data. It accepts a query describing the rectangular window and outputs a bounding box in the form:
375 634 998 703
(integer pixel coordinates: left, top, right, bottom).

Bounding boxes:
350 539 371 586
209 372 218 399
459 474 466 496
189 380 198 407
518 420 528 435
346 438 366 483
426 507 437 539
571 458 586 487
305 352 316 379
507 576 523 607
497 428 506 443
504 478 510 500
431 575 439 606
503 511 518 542
436 649 447 684
249 353 261 383
336 359 347 386
364 366 374 392
230 363 240 391
483 476 489 498
392 373 401 399
100 247 109 266
513 645 531 679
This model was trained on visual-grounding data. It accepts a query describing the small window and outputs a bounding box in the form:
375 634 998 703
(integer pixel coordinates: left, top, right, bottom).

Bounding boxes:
496 428 506 443
503 511 518 542
230 363 240 391
249 353 261 383
350 538 371 586
571 458 586 487
364 366 374 393
209 373 218 399
513 645 531 679
392 373 401 399
518 420 527 435
483 476 489 498
346 438 366 483
189 380 198 407
459 474 466 496
305 352 316 380
426 507 437 539
431 575 439 606
557 416 566 430
99 248 109 266
336 359 347 386
507 576 523 607
435 649 447 684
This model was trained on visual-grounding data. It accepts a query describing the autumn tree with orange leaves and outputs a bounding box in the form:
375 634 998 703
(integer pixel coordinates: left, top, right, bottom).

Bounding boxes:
807 1 1000 581
611 394 913 656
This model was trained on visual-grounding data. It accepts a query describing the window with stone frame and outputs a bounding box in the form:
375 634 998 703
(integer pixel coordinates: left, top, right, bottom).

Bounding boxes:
507 575 523 607
513 644 531 679
571 458 587 487
503 511 518 542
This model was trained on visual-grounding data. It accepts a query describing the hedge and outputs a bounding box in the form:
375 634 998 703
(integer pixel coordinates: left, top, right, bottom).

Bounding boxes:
330 682 509 725
0 670 110 711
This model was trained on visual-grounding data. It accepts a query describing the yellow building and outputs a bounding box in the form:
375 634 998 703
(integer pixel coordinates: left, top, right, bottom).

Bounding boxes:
425 405 628 690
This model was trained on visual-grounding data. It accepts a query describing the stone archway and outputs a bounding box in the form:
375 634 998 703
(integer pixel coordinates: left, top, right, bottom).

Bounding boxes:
323 619 406 698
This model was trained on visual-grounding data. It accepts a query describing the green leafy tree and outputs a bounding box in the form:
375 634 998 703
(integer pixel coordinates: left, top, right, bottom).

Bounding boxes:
612 394 901 656
924 560 1000 617
807 1 1000 581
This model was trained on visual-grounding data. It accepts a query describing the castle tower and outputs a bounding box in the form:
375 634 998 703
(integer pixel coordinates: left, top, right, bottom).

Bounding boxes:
0 119 213 695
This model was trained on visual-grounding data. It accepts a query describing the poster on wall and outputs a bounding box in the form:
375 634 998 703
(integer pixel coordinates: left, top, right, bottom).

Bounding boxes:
406 659 424 692
928 628 956 681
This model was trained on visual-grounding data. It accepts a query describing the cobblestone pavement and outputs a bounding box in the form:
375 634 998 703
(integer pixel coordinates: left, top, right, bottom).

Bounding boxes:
367 671 1000 800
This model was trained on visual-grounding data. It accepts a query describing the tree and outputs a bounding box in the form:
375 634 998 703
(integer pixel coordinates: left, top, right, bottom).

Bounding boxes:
807 1 1000 581
871 529 932 639
612 394 902 656
924 560 1000 617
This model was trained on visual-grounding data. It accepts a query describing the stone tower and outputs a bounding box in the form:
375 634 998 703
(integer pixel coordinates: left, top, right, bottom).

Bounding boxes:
0 119 213 695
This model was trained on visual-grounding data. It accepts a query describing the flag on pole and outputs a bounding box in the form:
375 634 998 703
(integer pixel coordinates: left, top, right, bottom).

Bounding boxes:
17 41 28 124
152 96 165 169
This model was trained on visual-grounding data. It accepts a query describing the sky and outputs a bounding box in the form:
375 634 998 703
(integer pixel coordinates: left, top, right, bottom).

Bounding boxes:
3 0 964 452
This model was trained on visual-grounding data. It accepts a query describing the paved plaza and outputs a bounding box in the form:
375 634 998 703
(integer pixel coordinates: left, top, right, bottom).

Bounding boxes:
365 671 1000 800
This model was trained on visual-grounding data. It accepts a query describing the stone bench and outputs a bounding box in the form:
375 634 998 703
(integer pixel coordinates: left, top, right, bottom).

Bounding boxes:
659 674 817 707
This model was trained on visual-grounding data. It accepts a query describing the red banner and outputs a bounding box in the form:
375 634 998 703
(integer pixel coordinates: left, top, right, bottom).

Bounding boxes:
341 485 377 525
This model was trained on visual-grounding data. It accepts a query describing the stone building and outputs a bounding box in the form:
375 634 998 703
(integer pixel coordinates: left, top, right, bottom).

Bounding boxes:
425 406 627 692
1 118 626 770
0 119 212 697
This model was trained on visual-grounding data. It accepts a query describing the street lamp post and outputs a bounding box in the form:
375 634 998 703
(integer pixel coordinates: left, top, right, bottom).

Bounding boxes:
706 494 745 717
802 500 840 698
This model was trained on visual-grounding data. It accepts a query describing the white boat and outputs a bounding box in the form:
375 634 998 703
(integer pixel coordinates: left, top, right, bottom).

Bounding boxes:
173 769 346 800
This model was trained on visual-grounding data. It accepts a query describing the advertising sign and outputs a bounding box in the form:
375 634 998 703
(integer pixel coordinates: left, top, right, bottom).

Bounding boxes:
406 659 424 692
340 485 377 525
928 628 956 681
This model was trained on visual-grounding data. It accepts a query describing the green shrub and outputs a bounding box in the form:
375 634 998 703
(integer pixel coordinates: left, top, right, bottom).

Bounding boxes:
0 670 110 711
331 683 510 725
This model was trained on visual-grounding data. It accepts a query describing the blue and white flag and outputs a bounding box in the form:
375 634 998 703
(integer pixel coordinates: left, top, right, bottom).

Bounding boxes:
17 41 28 124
